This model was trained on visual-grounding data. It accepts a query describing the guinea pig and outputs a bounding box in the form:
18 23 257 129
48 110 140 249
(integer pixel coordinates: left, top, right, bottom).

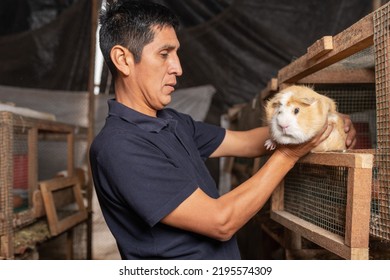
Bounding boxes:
264 85 347 152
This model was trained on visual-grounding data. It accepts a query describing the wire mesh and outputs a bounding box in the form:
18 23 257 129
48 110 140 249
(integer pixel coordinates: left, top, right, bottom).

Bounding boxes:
284 164 348 236
315 84 377 149
372 3 390 241
0 121 13 237
13 127 30 214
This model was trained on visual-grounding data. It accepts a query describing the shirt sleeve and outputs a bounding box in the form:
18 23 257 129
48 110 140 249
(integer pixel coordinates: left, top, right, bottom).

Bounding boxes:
192 120 226 159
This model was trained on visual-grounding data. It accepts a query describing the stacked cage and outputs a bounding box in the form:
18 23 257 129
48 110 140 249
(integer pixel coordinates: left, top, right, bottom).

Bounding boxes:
0 112 37 259
371 3 390 241
265 3 390 259
0 111 88 259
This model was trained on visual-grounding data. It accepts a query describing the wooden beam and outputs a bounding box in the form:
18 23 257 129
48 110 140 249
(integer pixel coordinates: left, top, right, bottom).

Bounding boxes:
344 167 372 248
299 151 374 168
271 211 351 259
298 68 375 84
307 36 334 61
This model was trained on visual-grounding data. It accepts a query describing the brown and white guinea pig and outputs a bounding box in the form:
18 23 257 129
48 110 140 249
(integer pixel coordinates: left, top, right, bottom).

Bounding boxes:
264 85 347 152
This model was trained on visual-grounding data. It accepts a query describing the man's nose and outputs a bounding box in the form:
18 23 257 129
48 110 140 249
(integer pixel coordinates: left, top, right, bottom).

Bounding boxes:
170 54 183 76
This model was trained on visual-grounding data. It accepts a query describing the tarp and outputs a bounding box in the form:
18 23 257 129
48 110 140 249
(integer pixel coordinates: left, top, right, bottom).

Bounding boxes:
0 0 91 91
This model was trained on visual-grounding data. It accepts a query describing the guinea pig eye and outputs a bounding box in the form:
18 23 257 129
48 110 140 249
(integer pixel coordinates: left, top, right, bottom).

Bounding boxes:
294 108 300 114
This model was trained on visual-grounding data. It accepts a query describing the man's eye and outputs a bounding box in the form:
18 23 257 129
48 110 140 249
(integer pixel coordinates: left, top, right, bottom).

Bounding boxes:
160 52 168 58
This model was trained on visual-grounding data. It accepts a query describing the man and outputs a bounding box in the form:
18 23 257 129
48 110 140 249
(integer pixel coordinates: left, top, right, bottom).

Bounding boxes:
90 0 356 259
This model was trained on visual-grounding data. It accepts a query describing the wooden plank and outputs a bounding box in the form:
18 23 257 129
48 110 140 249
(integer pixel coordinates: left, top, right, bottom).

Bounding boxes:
67 131 75 177
344 168 372 248
298 68 375 84
278 12 374 84
271 211 367 259
307 36 334 61
350 248 369 260
299 151 374 168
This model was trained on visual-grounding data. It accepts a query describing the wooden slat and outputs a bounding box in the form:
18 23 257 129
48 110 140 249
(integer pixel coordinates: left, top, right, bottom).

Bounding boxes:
271 211 368 259
67 132 75 176
299 151 374 168
278 12 374 84
344 167 372 248
298 68 375 84
307 36 334 61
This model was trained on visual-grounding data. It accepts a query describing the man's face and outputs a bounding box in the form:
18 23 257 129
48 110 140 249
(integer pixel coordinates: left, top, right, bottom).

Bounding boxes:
132 25 182 114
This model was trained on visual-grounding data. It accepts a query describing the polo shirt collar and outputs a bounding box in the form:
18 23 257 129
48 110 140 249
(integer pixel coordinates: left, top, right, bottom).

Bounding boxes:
107 99 174 133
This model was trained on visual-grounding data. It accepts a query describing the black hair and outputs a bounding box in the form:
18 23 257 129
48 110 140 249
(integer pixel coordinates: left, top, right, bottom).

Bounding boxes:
99 0 179 77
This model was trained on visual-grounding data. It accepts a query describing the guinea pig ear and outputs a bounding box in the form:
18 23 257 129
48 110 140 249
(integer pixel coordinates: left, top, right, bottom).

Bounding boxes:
271 101 281 108
299 97 317 106
265 97 281 120
324 95 338 113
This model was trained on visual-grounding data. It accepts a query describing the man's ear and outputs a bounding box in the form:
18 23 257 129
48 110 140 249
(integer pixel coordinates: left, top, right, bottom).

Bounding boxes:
110 45 134 76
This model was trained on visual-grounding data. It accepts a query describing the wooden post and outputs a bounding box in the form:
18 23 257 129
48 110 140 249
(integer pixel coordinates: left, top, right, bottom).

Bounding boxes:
86 0 99 260
344 167 372 259
0 114 13 259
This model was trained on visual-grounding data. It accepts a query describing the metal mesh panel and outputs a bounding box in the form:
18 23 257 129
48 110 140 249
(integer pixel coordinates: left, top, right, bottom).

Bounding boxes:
0 121 13 236
13 128 30 213
315 84 377 149
284 164 348 236
372 4 390 240
0 121 35 234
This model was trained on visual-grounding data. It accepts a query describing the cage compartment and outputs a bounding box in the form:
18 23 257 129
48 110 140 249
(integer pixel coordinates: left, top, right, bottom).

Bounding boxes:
271 151 374 260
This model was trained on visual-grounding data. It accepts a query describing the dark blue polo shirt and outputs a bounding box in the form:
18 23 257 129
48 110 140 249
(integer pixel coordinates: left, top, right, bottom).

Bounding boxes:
89 99 241 259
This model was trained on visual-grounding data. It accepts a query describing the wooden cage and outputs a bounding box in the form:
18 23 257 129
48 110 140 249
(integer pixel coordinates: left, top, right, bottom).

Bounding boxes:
0 111 87 259
259 2 390 259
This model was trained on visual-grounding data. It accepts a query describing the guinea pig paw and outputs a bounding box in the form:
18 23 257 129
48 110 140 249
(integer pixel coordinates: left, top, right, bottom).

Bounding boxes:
264 139 276 150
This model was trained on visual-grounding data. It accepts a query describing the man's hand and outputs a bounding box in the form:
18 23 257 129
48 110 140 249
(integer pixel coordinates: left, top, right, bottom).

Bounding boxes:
339 113 357 149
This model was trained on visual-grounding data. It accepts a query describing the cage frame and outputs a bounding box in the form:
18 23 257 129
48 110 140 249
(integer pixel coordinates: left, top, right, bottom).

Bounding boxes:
40 175 87 236
0 111 75 259
271 151 374 259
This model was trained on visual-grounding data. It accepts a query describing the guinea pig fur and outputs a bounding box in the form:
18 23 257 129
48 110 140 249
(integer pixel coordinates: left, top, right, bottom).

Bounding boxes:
264 85 347 152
